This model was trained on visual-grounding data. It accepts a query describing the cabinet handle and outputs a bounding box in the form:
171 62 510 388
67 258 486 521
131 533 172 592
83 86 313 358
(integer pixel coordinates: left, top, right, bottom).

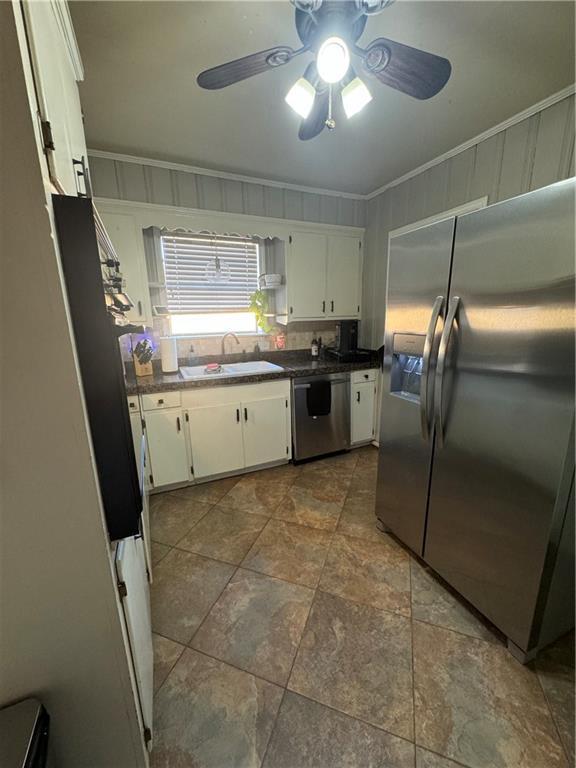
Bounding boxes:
289 306 293 314
322 300 325 313
176 416 181 432
244 407 248 422
357 391 361 403
138 300 142 316
158 399 164 405
331 300 334 312
236 408 240 423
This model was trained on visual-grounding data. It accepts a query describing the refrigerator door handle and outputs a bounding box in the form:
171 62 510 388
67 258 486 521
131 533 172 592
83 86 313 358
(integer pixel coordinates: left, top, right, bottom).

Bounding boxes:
420 296 444 441
435 296 460 448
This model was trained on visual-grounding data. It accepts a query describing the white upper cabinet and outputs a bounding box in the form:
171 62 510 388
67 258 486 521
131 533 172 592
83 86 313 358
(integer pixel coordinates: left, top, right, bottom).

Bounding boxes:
285 232 362 321
242 396 289 467
326 235 362 318
286 232 327 319
22 0 89 196
100 211 151 324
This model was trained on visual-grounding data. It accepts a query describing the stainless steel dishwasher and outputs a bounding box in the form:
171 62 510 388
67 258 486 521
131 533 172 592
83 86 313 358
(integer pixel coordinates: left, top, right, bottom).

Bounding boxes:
292 372 351 460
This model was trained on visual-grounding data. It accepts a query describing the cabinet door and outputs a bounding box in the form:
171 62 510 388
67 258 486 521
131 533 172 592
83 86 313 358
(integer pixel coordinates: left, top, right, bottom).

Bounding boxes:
145 409 189 488
242 397 289 468
115 536 153 745
287 233 326 319
187 403 245 479
22 1 88 196
351 382 376 444
100 212 150 324
326 236 362 318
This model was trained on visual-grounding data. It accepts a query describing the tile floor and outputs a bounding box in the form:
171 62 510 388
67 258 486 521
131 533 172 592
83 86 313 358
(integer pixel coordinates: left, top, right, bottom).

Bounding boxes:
149 446 575 768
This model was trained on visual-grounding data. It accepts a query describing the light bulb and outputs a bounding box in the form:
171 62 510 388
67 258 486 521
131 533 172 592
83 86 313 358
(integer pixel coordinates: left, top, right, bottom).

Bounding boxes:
317 36 350 84
342 77 373 118
285 77 316 118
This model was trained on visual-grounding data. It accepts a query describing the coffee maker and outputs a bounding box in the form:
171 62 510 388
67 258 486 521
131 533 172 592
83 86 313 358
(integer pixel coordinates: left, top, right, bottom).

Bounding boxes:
325 320 373 362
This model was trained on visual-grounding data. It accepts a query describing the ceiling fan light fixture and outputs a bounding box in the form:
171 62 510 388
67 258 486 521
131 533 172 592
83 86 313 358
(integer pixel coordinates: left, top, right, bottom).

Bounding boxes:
342 76 372 118
285 77 316 118
316 36 350 84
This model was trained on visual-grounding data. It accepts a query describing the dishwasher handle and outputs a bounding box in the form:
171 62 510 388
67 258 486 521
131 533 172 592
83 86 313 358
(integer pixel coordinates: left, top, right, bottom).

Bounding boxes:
294 378 349 390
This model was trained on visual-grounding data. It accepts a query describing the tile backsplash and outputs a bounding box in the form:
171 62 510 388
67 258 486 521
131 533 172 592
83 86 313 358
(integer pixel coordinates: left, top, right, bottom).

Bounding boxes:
120 321 340 362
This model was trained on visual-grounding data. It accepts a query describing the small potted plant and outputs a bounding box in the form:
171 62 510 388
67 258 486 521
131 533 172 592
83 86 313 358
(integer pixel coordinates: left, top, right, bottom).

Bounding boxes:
249 289 275 334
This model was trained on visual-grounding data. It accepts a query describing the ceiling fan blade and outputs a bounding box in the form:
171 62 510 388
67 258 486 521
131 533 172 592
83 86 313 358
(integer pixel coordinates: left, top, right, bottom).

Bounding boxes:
299 88 329 141
197 46 302 90
359 37 451 100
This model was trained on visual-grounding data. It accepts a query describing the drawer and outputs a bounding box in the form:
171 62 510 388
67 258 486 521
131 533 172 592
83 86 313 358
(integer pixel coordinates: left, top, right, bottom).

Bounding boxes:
142 391 181 411
127 396 140 412
351 369 377 384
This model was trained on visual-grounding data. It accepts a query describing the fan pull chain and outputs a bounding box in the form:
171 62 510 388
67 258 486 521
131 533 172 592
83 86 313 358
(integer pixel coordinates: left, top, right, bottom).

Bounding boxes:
326 84 336 131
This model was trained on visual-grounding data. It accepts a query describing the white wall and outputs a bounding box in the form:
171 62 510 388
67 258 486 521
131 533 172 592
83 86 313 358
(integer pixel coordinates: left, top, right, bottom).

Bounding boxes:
0 4 145 766
361 94 575 347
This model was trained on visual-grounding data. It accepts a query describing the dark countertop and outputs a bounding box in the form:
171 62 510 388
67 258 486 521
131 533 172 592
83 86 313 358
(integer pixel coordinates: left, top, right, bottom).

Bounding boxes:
125 350 380 395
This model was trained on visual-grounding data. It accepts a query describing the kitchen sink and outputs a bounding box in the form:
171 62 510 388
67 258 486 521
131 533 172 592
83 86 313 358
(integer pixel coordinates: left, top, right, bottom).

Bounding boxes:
179 360 284 380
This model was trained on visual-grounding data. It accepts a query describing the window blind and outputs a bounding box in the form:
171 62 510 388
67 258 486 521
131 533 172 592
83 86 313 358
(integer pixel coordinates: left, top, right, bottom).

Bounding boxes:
161 233 259 314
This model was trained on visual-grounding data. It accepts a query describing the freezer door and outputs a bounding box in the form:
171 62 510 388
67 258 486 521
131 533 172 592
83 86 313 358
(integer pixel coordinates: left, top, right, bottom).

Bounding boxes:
425 179 575 650
376 218 455 554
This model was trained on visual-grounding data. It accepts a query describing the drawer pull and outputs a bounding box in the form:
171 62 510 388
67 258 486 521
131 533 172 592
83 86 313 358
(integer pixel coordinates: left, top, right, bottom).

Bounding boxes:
158 398 164 405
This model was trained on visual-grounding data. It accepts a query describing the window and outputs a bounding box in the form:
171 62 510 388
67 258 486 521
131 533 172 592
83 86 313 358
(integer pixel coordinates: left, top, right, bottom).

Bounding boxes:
161 232 259 335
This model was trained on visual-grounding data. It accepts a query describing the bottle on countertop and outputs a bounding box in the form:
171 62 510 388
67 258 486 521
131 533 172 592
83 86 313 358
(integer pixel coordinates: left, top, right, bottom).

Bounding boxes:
311 336 319 358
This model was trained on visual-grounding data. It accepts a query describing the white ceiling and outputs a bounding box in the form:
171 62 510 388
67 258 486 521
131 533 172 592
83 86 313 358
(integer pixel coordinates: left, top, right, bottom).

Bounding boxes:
70 1 574 195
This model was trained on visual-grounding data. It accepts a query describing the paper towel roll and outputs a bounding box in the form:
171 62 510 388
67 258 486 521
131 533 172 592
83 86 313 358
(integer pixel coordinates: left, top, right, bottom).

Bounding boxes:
160 337 178 373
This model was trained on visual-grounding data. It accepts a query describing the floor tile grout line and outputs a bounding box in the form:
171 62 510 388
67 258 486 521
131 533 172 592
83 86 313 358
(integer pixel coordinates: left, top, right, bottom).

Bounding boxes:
409 555 418 748
284 683 417 748
187 645 293 691
289 689 419 751
532 656 573 765
259 569 326 768
184 561 241 649
152 637 186 699
153 625 423 759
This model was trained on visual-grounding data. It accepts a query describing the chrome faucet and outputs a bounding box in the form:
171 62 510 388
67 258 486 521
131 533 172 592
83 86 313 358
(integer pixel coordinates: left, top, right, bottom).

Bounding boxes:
221 331 240 357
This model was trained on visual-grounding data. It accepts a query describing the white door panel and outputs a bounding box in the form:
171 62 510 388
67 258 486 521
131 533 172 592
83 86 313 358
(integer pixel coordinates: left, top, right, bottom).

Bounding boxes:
187 403 244 479
351 381 376 444
287 232 326 319
146 409 189 487
115 536 153 746
242 397 288 468
326 235 361 318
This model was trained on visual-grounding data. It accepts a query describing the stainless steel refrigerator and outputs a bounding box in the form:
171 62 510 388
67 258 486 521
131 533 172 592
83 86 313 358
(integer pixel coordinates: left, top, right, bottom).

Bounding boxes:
376 178 575 660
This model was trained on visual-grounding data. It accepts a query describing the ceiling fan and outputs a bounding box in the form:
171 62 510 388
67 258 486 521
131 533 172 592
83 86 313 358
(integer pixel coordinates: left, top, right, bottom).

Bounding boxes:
197 0 451 140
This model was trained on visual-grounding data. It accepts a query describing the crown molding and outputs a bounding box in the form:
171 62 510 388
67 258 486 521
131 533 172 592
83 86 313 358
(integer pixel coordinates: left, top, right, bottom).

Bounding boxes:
89 84 574 202
365 84 575 200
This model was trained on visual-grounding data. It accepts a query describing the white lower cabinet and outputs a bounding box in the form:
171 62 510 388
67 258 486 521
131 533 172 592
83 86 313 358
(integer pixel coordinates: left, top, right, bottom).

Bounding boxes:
351 370 378 445
184 380 291 483
187 402 245 479
242 396 289 467
145 408 190 487
140 381 291 488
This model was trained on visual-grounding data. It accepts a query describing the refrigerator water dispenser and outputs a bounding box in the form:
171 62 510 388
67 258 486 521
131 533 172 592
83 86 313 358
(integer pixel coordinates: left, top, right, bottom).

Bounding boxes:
390 333 425 402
